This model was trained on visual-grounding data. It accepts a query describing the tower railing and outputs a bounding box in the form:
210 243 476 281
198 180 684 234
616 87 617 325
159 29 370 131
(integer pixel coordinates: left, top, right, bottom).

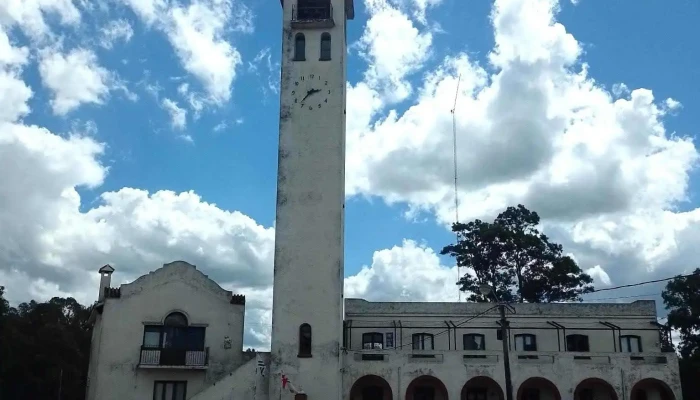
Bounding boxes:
291 2 335 28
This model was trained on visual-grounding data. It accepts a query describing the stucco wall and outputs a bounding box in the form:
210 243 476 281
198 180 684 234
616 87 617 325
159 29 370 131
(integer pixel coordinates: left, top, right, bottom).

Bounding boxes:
342 350 682 400
342 299 682 400
345 299 663 353
190 353 270 400
269 0 350 399
86 262 245 400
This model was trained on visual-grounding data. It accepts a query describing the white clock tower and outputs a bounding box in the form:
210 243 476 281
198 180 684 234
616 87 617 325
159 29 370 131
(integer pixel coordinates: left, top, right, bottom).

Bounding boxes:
270 0 354 399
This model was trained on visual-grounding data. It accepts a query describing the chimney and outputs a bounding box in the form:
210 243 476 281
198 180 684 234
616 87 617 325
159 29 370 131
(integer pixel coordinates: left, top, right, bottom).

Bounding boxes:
98 265 115 302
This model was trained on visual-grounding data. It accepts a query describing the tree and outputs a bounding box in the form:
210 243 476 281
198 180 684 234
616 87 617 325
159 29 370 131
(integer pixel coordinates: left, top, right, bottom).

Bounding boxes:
243 347 257 361
441 204 594 303
441 219 515 302
0 294 93 400
662 269 700 400
662 269 700 359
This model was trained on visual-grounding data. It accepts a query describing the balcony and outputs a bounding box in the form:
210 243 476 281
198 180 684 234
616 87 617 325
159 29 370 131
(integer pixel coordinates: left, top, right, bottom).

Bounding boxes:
139 346 209 369
291 2 334 29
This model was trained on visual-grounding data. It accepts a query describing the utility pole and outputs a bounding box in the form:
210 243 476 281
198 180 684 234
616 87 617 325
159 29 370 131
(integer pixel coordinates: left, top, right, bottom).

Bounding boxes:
499 304 514 400
58 368 63 400
480 284 514 400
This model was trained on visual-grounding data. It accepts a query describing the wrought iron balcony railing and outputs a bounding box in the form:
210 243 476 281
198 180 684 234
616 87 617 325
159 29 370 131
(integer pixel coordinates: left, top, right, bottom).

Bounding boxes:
139 346 209 369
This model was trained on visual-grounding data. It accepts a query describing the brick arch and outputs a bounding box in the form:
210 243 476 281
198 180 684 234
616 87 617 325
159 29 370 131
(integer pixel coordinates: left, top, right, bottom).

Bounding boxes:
516 377 561 400
574 378 618 400
461 376 504 400
349 375 393 400
630 378 676 400
405 375 449 400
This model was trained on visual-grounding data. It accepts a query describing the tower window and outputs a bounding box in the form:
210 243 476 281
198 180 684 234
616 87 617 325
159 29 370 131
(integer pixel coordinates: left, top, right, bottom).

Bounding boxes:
294 33 306 61
299 323 312 357
320 32 331 61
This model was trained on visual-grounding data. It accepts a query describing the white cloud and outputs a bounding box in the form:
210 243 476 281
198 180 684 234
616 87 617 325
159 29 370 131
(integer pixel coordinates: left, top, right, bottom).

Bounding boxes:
355 0 433 103
0 0 81 40
0 26 32 123
0 117 276 345
585 265 611 286
121 0 166 24
161 98 187 130
38 47 113 115
345 239 458 302
346 0 700 301
213 121 227 132
122 0 252 105
99 19 134 49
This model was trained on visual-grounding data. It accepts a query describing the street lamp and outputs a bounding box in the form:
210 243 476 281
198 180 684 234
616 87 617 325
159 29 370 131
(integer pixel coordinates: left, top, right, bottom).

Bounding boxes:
479 284 514 400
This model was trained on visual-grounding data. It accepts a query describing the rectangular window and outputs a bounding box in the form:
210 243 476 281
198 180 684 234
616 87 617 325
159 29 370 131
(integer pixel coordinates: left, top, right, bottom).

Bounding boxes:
144 326 162 348
514 334 537 351
153 381 186 400
385 332 394 348
412 333 434 350
566 334 590 352
362 332 383 350
463 334 485 350
620 335 642 353
143 326 205 350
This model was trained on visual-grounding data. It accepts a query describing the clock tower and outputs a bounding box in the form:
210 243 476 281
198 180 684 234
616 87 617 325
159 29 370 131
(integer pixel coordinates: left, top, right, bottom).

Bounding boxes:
270 0 354 399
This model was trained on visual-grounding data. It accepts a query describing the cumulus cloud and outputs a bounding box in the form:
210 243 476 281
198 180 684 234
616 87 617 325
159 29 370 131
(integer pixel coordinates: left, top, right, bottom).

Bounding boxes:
0 28 32 123
0 122 276 344
355 0 433 103
346 0 699 307
345 240 458 302
38 47 113 115
122 0 252 105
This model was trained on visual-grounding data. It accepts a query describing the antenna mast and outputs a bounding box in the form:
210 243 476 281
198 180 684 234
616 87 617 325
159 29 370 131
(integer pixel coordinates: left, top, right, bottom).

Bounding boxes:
451 74 461 302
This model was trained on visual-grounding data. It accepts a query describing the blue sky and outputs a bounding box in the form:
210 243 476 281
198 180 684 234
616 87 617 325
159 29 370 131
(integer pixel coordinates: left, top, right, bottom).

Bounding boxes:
1 0 699 346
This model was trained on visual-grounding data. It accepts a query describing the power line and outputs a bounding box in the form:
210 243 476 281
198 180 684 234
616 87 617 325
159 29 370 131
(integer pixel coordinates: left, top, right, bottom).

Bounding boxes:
590 271 700 293
395 304 498 349
583 292 661 302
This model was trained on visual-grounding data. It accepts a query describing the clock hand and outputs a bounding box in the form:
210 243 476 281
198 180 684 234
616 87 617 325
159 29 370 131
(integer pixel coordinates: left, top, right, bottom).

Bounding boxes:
301 89 320 103
301 90 314 103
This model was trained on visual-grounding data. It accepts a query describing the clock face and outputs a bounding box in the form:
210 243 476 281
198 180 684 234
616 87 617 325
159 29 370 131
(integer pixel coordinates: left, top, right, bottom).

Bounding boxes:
290 73 331 111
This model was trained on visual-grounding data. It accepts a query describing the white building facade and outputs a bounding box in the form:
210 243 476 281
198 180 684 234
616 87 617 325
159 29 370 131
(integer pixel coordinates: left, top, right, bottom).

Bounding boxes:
85 262 682 400
342 299 681 400
85 0 684 399
85 261 248 400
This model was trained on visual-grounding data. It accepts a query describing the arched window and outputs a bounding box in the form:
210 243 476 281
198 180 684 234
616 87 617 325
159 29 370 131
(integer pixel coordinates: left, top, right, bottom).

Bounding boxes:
320 32 331 61
164 312 188 327
299 323 312 357
294 33 305 61
514 334 537 351
566 334 590 352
